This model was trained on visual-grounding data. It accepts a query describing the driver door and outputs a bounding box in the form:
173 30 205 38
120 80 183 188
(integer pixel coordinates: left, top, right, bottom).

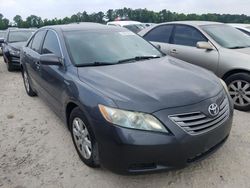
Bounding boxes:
168 25 219 73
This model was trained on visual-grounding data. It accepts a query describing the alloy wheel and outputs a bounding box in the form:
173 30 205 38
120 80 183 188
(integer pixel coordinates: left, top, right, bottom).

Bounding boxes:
72 117 92 159
228 80 250 107
23 71 30 93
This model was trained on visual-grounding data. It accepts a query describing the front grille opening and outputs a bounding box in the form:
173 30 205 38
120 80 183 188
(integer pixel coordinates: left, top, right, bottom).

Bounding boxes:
187 135 228 163
129 163 157 171
169 97 230 135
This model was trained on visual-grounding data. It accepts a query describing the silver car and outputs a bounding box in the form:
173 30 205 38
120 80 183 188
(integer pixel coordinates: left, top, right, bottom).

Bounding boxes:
139 21 250 111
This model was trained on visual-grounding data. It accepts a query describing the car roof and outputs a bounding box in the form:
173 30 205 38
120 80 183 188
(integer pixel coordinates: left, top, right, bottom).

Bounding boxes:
228 23 250 28
8 28 36 32
107 21 142 26
42 22 127 32
159 21 223 27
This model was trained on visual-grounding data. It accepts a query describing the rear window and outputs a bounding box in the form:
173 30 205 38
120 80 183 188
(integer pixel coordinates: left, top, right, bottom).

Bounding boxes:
8 30 34 43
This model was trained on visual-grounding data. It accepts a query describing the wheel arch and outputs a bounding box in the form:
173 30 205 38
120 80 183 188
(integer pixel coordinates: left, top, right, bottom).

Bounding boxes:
65 101 79 130
222 69 250 81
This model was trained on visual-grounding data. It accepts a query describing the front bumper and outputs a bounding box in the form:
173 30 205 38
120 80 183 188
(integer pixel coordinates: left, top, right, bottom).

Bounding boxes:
4 51 20 66
92 91 233 174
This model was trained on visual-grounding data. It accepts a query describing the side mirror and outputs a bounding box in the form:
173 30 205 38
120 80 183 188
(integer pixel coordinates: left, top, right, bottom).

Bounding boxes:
196 41 214 50
40 54 62 66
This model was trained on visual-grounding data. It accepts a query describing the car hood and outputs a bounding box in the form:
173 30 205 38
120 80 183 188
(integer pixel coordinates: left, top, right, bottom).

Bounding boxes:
8 41 26 50
77 57 222 113
232 47 250 55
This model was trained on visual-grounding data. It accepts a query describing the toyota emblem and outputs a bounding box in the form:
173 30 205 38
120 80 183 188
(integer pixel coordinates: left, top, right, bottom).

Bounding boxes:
208 103 219 117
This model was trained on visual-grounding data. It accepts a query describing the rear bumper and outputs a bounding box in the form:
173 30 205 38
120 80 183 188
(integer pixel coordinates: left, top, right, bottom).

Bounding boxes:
92 92 233 174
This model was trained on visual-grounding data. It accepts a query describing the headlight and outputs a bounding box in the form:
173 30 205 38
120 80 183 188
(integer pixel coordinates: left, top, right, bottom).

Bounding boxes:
9 47 20 56
99 105 168 133
220 79 229 94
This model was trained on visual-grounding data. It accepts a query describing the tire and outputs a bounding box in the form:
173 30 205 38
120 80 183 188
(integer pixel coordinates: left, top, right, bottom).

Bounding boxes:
7 60 14 72
225 72 250 111
22 68 36 97
69 107 100 168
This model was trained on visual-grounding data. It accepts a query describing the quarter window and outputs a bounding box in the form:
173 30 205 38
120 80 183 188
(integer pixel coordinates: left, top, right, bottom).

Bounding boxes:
172 25 207 47
42 30 61 57
31 30 46 53
144 25 173 43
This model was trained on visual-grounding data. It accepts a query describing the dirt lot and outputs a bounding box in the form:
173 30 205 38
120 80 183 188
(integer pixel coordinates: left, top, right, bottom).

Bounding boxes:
0 57 250 188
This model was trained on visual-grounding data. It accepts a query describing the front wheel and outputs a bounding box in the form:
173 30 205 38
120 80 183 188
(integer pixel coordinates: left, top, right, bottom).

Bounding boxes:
7 61 14 72
70 107 100 168
225 72 250 111
22 68 36 97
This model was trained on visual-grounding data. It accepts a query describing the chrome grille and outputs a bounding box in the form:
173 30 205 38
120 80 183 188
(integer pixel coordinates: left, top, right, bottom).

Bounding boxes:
169 97 230 135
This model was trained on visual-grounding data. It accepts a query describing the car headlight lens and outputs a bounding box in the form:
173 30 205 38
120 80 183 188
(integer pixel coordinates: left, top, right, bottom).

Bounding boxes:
220 79 229 94
9 47 20 56
99 105 168 133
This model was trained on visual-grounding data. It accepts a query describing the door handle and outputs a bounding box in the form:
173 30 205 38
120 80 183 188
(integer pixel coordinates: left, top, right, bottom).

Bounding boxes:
170 49 178 55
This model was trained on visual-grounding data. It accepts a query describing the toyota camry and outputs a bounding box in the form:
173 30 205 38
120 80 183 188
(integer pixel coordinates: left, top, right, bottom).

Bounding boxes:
20 23 233 174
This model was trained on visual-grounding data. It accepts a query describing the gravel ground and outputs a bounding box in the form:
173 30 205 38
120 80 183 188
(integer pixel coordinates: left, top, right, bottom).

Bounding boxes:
0 57 250 188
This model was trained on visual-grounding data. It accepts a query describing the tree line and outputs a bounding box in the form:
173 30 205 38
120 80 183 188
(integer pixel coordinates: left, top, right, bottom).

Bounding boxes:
1 8 250 30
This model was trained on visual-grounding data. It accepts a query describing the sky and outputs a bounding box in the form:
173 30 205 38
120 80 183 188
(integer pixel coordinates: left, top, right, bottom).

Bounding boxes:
0 0 250 21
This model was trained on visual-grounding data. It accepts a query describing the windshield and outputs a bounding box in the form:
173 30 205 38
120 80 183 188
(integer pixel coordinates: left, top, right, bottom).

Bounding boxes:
123 24 145 33
8 30 34 43
64 30 163 66
201 24 250 49
0 31 5 38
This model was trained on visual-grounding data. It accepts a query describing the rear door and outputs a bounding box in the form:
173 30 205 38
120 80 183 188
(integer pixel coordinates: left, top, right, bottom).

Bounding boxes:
168 25 219 73
24 30 47 89
143 24 174 53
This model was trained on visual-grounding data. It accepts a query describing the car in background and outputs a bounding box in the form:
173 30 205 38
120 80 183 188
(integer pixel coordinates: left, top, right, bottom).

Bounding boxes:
107 21 145 33
1 28 35 71
139 21 250 111
20 23 233 174
0 30 6 55
228 23 250 36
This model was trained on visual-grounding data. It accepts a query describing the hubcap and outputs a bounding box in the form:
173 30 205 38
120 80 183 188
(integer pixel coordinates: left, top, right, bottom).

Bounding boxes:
72 117 92 159
23 71 30 93
228 80 250 107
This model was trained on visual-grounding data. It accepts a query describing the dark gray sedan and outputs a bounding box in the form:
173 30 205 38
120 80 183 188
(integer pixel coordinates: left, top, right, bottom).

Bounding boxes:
20 23 233 174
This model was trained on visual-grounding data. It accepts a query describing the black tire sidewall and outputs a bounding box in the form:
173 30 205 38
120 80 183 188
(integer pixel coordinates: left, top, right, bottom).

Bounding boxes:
69 107 99 168
225 72 250 111
22 68 36 97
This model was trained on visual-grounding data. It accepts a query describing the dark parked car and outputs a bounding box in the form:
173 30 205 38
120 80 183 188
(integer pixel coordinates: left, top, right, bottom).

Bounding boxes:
0 30 6 55
1 28 35 71
20 23 233 174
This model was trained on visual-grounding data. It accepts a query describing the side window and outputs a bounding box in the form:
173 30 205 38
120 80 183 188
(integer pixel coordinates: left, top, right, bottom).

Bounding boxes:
31 30 46 53
144 25 173 43
27 37 34 48
172 25 207 47
42 30 61 57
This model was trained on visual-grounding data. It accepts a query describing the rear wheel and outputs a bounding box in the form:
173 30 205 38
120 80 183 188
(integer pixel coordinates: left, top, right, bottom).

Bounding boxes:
22 68 36 96
225 72 250 111
70 107 100 168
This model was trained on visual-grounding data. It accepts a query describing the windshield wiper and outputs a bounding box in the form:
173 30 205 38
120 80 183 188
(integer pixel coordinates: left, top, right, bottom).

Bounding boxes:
76 61 115 67
117 55 161 64
228 46 250 49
